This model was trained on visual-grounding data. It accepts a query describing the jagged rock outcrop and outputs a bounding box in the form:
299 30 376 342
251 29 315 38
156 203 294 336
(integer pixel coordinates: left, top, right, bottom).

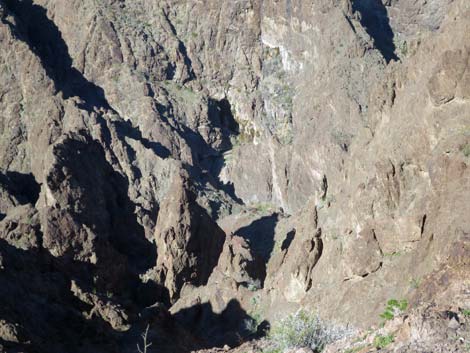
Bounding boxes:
0 0 469 352
264 200 323 303
154 172 226 302
217 235 265 287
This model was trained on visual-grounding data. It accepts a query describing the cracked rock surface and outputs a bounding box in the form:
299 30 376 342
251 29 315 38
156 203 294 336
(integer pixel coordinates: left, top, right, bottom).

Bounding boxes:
0 0 469 352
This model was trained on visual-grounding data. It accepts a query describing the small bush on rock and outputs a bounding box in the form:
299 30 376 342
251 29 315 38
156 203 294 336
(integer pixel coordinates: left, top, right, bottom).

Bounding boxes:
379 299 407 321
374 334 394 349
268 310 354 352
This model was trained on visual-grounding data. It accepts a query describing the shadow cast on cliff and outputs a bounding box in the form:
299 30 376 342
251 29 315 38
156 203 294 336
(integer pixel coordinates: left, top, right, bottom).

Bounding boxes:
45 132 170 309
155 97 244 210
172 299 269 352
235 214 279 286
203 97 240 175
352 0 398 62
0 238 265 353
200 97 243 206
161 7 195 83
0 171 40 215
114 120 171 159
53 134 156 270
0 239 124 353
3 0 111 110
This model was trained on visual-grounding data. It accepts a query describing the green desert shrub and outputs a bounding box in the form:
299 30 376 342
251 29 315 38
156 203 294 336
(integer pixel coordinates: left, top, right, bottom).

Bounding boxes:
268 310 354 352
379 299 408 321
461 143 470 157
461 309 470 317
374 334 394 349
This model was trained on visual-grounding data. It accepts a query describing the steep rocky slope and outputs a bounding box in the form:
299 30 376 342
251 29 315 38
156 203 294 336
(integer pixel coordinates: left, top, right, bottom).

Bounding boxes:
0 0 469 352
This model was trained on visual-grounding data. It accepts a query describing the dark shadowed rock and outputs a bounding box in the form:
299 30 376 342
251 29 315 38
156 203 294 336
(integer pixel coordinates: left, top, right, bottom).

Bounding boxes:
0 0 469 352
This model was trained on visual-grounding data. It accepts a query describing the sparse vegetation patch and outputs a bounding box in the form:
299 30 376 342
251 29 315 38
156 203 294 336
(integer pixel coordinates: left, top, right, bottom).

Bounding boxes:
374 334 394 349
267 310 354 352
380 299 408 321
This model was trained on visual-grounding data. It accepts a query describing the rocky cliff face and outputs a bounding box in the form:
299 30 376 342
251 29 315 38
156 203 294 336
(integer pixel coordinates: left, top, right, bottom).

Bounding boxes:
0 0 469 352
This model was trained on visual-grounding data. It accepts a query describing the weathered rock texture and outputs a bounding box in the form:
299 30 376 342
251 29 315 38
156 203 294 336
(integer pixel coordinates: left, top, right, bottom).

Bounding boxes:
0 0 469 352
154 171 225 302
